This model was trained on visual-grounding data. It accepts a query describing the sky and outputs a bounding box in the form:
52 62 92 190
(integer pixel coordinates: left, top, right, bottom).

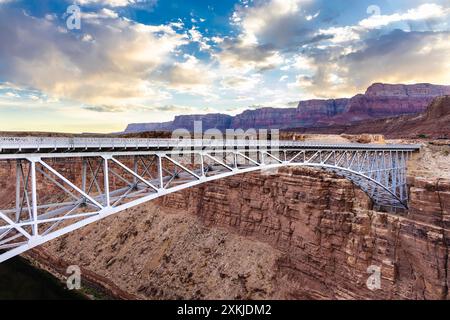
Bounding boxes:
0 0 449 133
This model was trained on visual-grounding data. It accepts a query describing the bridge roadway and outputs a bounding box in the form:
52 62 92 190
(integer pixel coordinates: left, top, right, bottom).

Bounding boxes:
0 136 420 156
0 137 421 262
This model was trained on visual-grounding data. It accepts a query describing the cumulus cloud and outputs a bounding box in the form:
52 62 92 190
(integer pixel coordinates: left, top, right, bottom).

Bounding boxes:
216 0 316 73
0 7 222 109
291 30 450 98
232 0 308 46
221 74 262 92
209 0 450 102
236 1 450 98
343 30 450 88
152 55 218 97
215 39 284 72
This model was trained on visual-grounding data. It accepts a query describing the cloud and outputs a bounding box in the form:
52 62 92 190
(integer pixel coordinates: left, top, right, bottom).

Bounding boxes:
215 0 315 73
343 30 450 88
314 2 450 46
188 27 211 51
221 74 262 92
2 0 450 129
83 104 128 112
317 26 360 44
81 8 119 19
292 30 450 98
152 55 218 97
0 7 195 107
215 39 284 72
359 3 450 29
263 2 450 98
4 91 20 98
76 0 157 8
81 102 217 114
231 0 319 48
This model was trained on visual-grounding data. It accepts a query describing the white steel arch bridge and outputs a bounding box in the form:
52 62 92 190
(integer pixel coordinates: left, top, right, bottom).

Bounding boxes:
0 137 420 262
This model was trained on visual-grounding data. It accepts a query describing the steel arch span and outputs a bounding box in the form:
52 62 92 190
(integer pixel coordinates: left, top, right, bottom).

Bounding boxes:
0 138 420 262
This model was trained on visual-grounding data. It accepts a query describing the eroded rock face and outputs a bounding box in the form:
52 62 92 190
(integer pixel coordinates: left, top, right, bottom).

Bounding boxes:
330 95 450 139
125 114 233 133
231 108 299 130
426 96 450 120
297 98 349 120
34 167 449 300
365 83 450 98
123 83 450 133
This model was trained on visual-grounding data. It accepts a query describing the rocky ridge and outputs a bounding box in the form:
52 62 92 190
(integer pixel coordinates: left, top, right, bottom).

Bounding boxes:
125 83 450 133
296 95 450 139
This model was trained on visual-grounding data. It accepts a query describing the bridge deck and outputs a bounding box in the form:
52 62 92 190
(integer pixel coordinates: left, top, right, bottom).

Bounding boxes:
0 137 421 157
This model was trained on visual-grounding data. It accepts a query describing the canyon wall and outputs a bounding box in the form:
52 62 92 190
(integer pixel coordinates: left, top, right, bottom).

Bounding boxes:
286 95 450 139
124 83 450 133
332 84 450 124
27 158 449 300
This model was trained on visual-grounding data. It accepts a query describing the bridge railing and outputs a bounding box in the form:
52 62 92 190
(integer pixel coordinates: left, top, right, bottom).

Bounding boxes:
0 137 421 152
0 137 273 149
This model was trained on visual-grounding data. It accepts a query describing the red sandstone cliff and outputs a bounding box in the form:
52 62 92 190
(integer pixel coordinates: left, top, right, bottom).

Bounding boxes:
287 95 450 139
326 84 450 124
124 83 450 132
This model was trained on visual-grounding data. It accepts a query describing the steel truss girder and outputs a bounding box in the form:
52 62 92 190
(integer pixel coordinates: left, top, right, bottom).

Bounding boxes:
0 148 414 262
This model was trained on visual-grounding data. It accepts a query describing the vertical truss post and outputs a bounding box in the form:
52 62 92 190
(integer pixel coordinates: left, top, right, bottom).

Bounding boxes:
15 160 21 222
30 158 38 236
158 155 164 190
392 151 397 197
200 153 206 177
81 158 87 193
103 157 110 207
401 151 407 202
133 156 138 186
376 152 381 183
383 151 389 187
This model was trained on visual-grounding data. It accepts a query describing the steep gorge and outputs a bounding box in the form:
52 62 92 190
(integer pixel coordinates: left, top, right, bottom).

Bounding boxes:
20 145 450 300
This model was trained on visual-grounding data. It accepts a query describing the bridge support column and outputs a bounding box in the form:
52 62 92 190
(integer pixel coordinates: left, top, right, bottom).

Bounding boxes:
158 155 164 190
81 158 87 201
15 161 21 222
29 158 38 237
133 156 138 187
102 156 110 207
200 153 205 177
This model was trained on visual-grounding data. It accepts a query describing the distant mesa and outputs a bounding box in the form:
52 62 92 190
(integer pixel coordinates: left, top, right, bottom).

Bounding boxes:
290 95 450 139
124 83 450 134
